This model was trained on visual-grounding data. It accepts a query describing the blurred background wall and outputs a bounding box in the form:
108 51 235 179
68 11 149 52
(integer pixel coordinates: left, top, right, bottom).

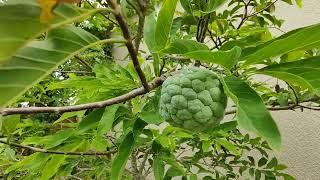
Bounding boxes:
273 1 320 179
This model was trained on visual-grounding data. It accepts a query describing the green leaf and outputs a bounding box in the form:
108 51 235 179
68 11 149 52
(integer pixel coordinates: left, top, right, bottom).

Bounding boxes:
255 169 262 180
144 14 157 52
97 105 120 136
295 0 302 7
155 0 178 50
222 76 281 150
40 155 66 180
3 147 17 161
165 166 184 178
213 120 238 132
248 156 255 166
282 174 296 180
258 57 320 96
205 0 227 13
0 115 20 135
0 0 103 62
202 140 212 153
161 154 185 174
275 164 288 170
0 26 124 107
180 0 192 14
40 141 83 179
216 138 240 155
139 90 164 124
23 129 75 149
53 111 85 125
163 40 209 54
258 157 268 167
266 157 278 169
184 47 242 69
190 174 198 180
144 14 161 75
165 43 241 69
111 132 135 180
281 0 293 5
243 23 320 65
5 153 50 174
139 111 164 124
153 155 165 180
78 108 105 131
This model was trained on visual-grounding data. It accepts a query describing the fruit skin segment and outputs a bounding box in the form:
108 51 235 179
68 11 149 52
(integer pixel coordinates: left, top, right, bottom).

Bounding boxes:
159 67 227 132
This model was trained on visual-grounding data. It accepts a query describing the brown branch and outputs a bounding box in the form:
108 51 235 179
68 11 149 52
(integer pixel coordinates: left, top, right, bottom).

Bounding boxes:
237 0 278 29
225 97 320 115
127 0 147 52
208 30 220 49
106 0 150 91
85 0 119 26
134 13 146 52
74 55 93 70
298 105 320 111
0 139 116 156
237 0 251 29
0 73 170 116
2 67 319 116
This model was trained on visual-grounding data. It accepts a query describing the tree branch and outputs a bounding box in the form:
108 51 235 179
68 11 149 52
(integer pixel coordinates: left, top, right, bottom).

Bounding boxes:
0 73 170 116
208 29 220 49
134 11 146 52
106 0 150 91
0 139 116 156
236 0 278 29
85 0 119 26
225 97 320 115
75 55 93 71
236 0 251 29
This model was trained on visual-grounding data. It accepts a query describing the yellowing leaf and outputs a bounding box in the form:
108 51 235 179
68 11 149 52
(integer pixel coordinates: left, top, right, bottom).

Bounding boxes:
38 0 57 23
38 0 80 23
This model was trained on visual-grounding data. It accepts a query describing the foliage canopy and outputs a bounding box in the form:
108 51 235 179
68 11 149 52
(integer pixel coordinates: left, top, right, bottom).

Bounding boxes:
0 0 317 179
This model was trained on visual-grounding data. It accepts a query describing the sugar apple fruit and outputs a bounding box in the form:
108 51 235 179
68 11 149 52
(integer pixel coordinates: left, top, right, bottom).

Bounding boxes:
159 67 227 132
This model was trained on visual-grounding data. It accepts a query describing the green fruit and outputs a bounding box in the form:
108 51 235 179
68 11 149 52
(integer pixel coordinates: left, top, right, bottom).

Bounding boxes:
159 67 227 132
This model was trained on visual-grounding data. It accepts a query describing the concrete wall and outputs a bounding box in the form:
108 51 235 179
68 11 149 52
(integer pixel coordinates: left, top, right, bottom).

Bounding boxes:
273 1 320 179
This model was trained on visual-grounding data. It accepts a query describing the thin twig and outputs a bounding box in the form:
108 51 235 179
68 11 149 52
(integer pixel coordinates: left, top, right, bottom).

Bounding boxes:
134 14 146 52
143 166 152 179
0 139 116 156
69 175 84 180
106 0 150 91
131 152 140 178
0 73 170 116
225 97 320 115
85 0 119 26
208 30 220 49
130 0 147 52
75 55 93 70
138 149 151 175
237 0 251 29
298 105 320 111
237 0 278 29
